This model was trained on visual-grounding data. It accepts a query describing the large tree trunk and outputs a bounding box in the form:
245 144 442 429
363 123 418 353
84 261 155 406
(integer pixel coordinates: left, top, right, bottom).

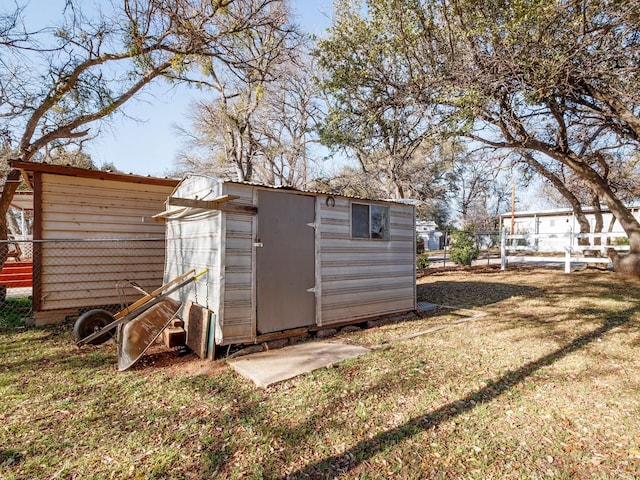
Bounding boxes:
583 183 640 275
571 162 640 275
525 144 640 276
0 169 22 269
606 223 640 276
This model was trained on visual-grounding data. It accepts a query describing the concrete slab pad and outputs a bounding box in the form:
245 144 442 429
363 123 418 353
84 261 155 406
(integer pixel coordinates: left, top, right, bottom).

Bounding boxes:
417 301 438 312
227 341 370 387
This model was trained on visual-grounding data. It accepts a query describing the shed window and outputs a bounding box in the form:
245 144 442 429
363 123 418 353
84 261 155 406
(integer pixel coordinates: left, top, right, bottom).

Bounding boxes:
351 203 390 239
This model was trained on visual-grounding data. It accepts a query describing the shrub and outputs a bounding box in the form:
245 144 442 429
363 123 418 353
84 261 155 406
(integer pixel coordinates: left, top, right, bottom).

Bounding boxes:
614 236 630 246
416 252 430 269
0 297 32 329
449 230 479 266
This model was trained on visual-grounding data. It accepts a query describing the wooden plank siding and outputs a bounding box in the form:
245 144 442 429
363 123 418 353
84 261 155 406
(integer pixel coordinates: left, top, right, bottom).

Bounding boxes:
35 173 176 323
40 175 172 238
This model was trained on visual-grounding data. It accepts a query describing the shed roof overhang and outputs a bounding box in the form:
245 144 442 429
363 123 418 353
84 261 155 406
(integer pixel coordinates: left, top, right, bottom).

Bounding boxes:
9 160 179 190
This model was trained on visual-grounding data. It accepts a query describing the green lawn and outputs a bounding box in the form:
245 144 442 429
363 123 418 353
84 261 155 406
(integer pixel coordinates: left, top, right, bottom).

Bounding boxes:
0 297 32 330
1 268 639 479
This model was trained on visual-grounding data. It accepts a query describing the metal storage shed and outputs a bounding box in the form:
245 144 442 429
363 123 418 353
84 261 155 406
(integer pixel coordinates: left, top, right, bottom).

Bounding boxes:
162 175 417 347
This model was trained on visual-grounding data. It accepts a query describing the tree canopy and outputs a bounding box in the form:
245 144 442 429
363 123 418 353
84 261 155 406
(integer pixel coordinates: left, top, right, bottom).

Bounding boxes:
0 0 297 263
316 0 640 274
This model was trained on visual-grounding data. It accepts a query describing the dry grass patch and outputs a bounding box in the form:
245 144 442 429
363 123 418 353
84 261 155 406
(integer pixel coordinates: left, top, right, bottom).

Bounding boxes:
2 268 640 479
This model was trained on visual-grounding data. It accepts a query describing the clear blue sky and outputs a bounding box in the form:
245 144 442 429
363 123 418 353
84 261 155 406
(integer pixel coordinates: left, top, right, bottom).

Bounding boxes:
22 0 335 177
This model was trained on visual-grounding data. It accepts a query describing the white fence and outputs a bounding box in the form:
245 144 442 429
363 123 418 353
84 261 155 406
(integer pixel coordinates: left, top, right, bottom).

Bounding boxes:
500 230 629 273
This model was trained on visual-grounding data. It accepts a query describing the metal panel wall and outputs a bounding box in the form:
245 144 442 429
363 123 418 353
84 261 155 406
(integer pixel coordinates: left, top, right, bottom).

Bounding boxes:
318 196 416 325
164 176 223 342
38 173 174 314
219 183 256 344
164 178 257 346
256 190 315 334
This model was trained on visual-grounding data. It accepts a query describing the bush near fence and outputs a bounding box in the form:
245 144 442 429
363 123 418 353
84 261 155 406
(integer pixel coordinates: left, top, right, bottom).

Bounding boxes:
418 230 501 269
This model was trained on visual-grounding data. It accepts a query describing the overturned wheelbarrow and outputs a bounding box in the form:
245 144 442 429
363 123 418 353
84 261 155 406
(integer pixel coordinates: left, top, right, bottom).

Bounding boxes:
74 269 207 371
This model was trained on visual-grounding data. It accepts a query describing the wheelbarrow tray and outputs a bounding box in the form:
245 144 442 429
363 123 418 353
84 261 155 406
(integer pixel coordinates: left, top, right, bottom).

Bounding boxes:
75 269 196 346
117 297 182 371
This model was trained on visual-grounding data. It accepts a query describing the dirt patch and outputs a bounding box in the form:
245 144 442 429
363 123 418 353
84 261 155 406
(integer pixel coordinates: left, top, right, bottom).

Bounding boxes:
132 343 228 377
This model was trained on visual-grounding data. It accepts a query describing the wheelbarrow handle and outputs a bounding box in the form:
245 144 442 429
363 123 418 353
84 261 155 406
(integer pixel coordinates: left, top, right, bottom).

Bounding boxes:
113 269 196 320
76 269 206 346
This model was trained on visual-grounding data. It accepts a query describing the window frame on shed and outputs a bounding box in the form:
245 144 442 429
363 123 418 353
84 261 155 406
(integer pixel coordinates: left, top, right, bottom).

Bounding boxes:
351 202 390 240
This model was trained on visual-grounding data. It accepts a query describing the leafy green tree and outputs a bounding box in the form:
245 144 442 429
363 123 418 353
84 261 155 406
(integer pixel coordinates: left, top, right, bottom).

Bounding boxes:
416 252 430 269
319 0 640 276
0 0 296 264
316 1 446 200
449 229 479 267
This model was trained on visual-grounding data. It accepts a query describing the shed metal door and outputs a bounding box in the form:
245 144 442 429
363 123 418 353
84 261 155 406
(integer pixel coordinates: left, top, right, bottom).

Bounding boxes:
256 190 315 334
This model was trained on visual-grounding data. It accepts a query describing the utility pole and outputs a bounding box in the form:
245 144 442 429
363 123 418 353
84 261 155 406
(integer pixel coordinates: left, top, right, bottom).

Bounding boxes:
511 182 515 235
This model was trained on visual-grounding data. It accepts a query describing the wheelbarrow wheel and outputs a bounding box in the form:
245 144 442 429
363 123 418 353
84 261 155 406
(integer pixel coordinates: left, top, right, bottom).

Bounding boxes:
74 309 116 345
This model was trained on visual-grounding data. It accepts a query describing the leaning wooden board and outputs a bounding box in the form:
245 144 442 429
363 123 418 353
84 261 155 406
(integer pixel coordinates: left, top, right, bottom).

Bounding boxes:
184 301 211 359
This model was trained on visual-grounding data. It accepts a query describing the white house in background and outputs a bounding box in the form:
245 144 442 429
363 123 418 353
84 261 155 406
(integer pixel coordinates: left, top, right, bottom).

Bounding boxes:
416 220 443 250
500 206 640 251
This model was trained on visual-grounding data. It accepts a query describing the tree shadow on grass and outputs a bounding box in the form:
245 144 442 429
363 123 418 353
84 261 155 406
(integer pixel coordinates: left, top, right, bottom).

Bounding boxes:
417 281 539 309
280 306 639 479
486 276 640 347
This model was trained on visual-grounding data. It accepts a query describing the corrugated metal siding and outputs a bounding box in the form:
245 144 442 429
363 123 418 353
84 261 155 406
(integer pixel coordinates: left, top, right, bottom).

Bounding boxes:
39 174 174 312
164 176 223 341
219 183 256 344
318 197 416 325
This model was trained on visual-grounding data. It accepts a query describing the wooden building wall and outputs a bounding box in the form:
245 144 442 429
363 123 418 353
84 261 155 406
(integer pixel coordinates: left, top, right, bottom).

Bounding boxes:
34 172 176 324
